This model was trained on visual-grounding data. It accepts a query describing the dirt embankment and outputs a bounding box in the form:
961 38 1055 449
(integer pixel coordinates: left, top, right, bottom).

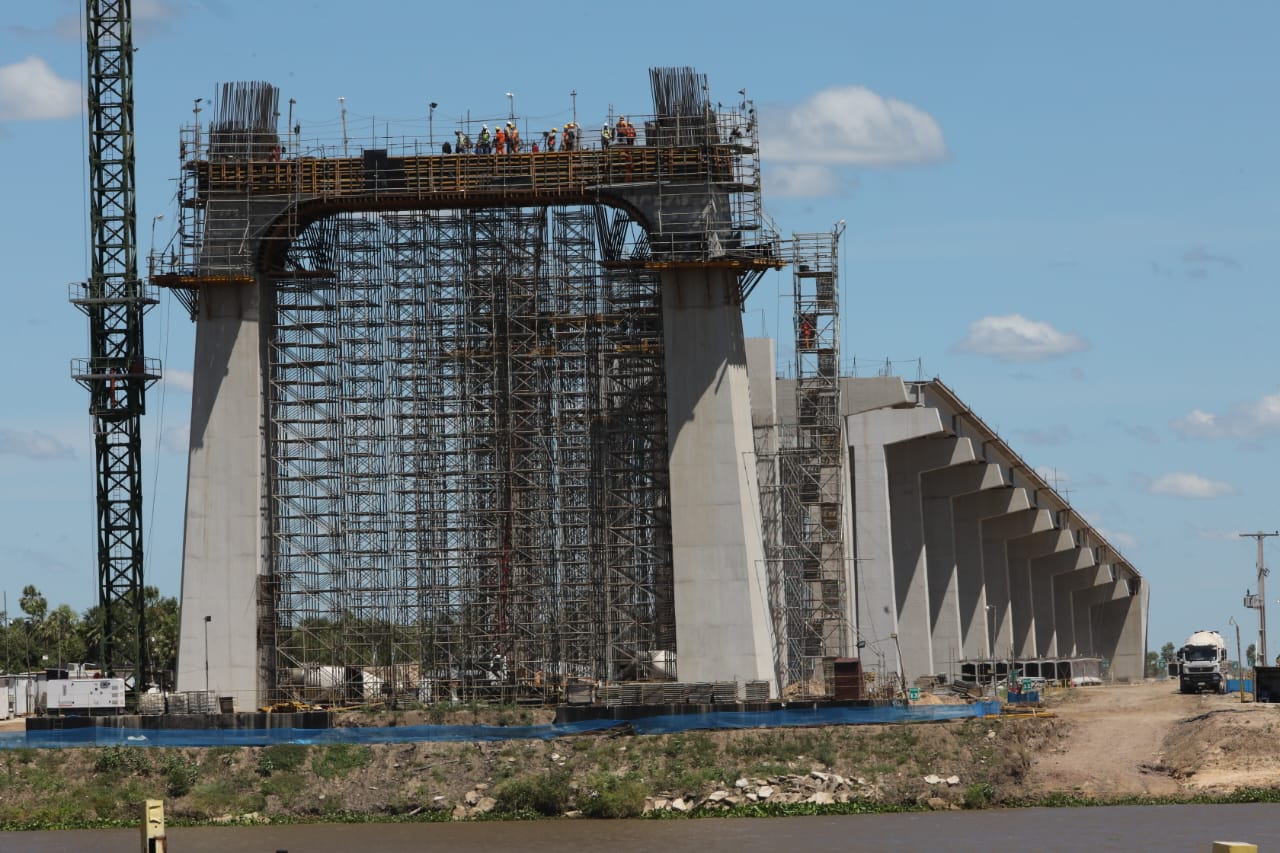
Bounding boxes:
0 712 1053 826
1025 679 1280 797
0 682 1277 827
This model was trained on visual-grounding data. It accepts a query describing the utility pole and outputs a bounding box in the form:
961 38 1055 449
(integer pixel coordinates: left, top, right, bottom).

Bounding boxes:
1228 616 1245 702
986 604 997 694
1241 531 1278 666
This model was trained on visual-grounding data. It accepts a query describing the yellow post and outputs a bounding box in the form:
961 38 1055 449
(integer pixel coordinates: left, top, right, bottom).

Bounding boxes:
1212 843 1258 853
141 799 166 853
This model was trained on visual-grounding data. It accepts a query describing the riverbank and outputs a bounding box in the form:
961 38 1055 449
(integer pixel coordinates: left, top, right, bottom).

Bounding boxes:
0 681 1276 830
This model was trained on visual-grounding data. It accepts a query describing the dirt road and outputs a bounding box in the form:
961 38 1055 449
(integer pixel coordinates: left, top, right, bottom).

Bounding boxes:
1027 679 1279 796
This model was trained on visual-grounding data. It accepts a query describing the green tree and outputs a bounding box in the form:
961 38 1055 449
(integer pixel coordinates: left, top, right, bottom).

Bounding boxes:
145 587 180 686
78 586 179 685
1160 641 1177 664
44 605 85 668
1246 643 1257 669
1144 651 1161 678
19 586 47 625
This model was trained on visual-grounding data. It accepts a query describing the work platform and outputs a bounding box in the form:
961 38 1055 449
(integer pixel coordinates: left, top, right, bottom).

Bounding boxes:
154 106 781 307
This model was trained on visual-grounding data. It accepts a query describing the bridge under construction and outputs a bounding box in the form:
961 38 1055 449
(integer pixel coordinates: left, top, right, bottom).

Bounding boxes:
158 69 1145 710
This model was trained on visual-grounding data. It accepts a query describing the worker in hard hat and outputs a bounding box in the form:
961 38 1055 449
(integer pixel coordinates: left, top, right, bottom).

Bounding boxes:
600 122 612 149
507 122 520 153
546 127 558 152
478 124 491 154
494 125 506 155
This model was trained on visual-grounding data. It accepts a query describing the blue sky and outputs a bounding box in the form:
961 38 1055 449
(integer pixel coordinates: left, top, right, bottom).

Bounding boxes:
1 1 1277 655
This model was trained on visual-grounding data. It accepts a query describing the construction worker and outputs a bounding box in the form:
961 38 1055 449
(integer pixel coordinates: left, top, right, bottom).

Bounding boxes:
494 126 506 155
546 127 558 152
600 123 612 149
478 125 491 154
507 123 520 153
623 117 637 145
616 117 629 146
800 314 816 350
561 122 575 152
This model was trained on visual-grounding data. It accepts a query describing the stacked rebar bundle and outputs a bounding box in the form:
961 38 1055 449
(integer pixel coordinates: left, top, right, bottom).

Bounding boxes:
209 81 280 160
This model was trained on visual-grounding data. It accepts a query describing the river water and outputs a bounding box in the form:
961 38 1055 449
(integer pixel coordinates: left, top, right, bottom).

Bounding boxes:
9 803 1280 852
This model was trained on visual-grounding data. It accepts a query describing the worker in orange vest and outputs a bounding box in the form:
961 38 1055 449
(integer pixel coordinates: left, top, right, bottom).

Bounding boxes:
546 128 558 152
494 126 506 155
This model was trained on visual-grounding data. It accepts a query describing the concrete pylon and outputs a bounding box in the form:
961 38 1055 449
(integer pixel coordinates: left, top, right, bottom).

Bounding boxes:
952 487 1029 659
920 462 1005 677
662 268 775 691
1032 546 1095 657
846 407 947 657
745 339 788 686
981 508 1053 659
1071 570 1126 658
885 436 977 678
175 282 266 707
1055 563 1108 658
1006 528 1074 658
1091 577 1148 680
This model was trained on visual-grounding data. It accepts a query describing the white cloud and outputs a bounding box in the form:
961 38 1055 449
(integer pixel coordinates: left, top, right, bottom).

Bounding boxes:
1193 526 1243 542
13 0 188 41
0 428 76 460
0 56 80 121
133 0 188 38
1098 528 1138 551
1018 425 1073 447
762 163 846 198
160 421 190 455
759 85 947 167
1172 394 1280 441
951 314 1088 362
160 369 194 394
1146 472 1234 498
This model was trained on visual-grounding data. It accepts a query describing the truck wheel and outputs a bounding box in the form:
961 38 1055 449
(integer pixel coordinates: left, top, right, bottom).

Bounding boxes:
1179 680 1191 694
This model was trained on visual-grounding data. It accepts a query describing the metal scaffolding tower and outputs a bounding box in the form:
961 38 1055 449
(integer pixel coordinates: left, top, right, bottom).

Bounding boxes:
757 228 850 697
264 206 672 703
70 0 159 685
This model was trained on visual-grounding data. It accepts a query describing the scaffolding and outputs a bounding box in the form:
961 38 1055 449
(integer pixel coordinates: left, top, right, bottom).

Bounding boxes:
262 205 672 703
757 229 851 697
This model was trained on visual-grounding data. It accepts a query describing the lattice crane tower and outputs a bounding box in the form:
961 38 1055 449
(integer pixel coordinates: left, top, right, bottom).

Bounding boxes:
71 0 160 685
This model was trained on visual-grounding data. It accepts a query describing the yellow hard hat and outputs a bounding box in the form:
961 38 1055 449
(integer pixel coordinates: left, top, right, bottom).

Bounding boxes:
552 127 558 132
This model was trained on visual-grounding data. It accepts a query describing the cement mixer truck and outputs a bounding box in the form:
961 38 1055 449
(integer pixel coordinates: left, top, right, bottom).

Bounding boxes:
1177 630 1229 694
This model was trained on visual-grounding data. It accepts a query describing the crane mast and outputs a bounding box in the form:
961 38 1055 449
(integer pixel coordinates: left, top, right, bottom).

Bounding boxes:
71 0 157 687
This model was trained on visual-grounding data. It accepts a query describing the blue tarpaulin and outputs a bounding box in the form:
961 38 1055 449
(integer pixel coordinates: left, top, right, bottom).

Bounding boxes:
0 701 1001 749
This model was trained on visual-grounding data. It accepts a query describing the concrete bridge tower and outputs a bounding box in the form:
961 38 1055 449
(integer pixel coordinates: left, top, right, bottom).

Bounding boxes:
158 71 782 708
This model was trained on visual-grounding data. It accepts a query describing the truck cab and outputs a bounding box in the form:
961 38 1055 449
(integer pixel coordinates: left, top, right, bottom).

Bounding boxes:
1178 629 1229 694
